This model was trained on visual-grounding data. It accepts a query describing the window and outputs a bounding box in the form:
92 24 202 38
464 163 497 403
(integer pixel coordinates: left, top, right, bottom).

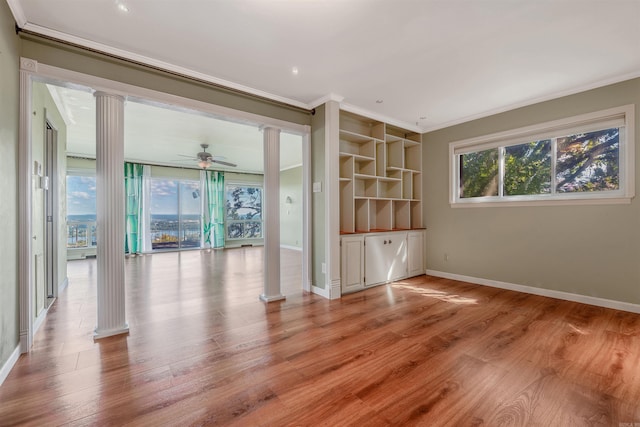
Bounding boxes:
450 105 634 206
149 178 202 250
225 184 262 240
66 174 97 248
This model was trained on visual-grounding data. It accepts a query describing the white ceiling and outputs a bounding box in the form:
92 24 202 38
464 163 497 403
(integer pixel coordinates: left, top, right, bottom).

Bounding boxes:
44 83 304 173
10 0 640 133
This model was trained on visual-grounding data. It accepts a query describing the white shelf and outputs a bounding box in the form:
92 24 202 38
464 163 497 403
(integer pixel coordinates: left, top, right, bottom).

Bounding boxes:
339 111 422 234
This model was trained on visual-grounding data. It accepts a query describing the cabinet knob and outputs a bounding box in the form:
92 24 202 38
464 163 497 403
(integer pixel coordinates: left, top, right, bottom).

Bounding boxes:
389 239 392 244
383 240 387 245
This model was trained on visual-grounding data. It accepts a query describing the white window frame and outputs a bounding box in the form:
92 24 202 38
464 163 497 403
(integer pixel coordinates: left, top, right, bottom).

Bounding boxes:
224 182 264 241
449 105 635 207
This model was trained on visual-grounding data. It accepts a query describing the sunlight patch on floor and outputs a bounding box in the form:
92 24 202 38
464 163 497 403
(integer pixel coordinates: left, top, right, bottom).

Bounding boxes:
392 283 478 305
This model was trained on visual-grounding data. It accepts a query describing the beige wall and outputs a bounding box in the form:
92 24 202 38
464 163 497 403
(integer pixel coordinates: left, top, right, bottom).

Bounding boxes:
280 166 303 248
423 78 640 304
0 0 20 371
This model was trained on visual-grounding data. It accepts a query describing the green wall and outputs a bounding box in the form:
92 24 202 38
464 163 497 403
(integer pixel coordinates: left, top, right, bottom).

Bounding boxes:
423 78 640 304
0 0 21 371
280 166 303 248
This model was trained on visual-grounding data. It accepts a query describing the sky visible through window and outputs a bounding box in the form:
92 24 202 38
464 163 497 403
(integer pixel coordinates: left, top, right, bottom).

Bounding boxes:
66 176 199 216
67 175 96 217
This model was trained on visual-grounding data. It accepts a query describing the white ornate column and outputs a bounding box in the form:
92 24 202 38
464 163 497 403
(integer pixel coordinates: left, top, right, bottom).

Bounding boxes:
260 127 285 302
94 91 129 339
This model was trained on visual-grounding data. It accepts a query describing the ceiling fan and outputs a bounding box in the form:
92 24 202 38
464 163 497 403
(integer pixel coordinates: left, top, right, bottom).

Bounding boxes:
178 143 237 168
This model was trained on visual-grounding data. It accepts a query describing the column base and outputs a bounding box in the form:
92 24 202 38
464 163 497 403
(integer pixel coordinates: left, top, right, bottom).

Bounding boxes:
259 294 286 303
93 323 129 340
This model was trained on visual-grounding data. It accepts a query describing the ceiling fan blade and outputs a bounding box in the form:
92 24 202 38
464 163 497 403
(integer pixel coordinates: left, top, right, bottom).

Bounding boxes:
176 154 196 159
211 159 237 167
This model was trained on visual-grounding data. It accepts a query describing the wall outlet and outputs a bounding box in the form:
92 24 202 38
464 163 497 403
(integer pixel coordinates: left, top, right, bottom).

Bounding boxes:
444 253 449 262
321 262 326 274
313 181 322 193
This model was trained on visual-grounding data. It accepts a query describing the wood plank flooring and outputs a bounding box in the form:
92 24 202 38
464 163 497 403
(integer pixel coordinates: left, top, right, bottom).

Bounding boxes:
2 247 640 426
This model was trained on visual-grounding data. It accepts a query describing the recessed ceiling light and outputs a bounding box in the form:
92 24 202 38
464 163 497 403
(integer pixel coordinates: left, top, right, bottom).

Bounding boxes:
117 3 129 12
419 116 427 120
291 67 299 76
376 100 383 104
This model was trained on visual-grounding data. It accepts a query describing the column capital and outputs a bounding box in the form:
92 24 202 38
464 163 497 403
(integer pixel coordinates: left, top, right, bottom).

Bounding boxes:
261 125 282 133
94 91 126 102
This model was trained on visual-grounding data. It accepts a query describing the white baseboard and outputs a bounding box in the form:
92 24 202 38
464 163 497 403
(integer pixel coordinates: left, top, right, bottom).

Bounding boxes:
311 284 330 299
0 345 21 386
280 244 302 252
426 269 640 314
93 324 130 340
330 279 341 300
33 305 50 335
59 277 69 293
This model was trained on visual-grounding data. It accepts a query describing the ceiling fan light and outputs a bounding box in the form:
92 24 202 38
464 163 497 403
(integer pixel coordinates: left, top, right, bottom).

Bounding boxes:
198 159 210 169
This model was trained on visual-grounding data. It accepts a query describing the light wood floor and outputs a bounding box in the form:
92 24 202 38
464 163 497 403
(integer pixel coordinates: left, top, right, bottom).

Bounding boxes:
2 247 640 426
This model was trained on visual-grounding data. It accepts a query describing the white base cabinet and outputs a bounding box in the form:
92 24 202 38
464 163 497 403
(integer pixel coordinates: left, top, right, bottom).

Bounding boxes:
341 230 425 294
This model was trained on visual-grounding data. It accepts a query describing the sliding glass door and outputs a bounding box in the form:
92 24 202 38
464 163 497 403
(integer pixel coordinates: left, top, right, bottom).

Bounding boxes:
149 178 201 250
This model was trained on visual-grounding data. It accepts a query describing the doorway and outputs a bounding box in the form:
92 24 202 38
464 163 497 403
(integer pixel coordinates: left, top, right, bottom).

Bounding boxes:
44 121 58 307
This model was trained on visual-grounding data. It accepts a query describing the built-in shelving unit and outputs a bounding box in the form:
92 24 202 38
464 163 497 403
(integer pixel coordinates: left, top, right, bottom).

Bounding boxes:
339 111 423 234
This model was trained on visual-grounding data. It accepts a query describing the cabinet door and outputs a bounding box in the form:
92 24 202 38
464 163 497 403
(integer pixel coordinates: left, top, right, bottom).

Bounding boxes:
364 235 387 286
365 233 407 286
341 235 364 294
407 231 424 277
387 234 407 282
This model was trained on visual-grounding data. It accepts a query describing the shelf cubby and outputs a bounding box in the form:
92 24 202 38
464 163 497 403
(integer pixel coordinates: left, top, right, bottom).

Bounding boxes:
411 201 423 228
412 172 422 200
340 154 354 181
386 138 404 170
378 180 402 200
340 112 385 140
370 199 392 231
402 171 413 199
340 131 376 159
405 144 421 171
393 200 411 229
355 199 370 232
340 180 354 233
354 177 377 198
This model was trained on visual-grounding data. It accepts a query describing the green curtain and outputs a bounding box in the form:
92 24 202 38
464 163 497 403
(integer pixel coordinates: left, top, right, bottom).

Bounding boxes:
203 170 225 248
124 162 145 253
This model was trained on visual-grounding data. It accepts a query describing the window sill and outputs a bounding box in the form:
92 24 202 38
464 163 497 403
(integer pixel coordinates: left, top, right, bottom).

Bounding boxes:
450 196 633 208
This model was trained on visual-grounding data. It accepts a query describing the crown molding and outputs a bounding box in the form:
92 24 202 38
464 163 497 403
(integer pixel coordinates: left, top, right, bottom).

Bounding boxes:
308 93 344 109
6 0 27 27
340 102 426 134
20 23 310 111
422 70 640 133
